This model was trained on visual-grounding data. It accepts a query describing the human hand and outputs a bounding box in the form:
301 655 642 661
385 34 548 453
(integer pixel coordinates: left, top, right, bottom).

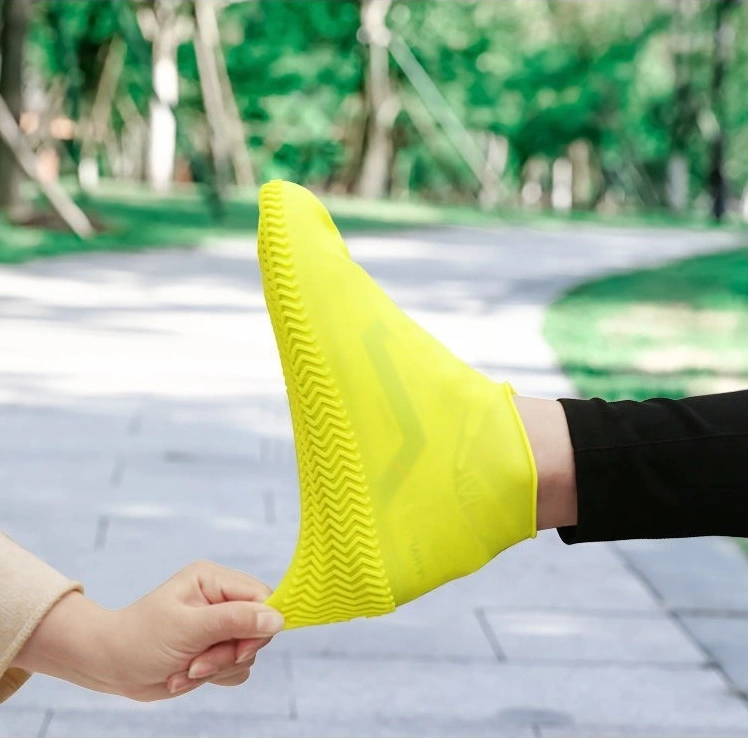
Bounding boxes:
12 561 284 701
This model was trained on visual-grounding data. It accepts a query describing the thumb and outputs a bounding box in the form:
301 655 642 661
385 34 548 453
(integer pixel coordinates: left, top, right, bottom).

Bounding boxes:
192 601 285 646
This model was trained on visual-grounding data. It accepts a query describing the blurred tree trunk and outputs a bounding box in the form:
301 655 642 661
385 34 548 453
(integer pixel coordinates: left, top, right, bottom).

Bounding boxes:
193 0 231 193
138 0 192 192
193 0 254 190
568 139 593 209
0 94 94 237
667 0 696 212
356 0 399 199
0 0 30 215
708 0 736 221
478 133 508 210
199 0 254 188
79 37 127 191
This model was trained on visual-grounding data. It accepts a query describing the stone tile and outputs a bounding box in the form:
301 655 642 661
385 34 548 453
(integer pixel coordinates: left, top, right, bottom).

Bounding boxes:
0 406 132 454
0 511 100 565
131 394 294 462
614 538 748 612
46 711 534 738
280 607 496 661
0 708 46 738
414 534 661 615
112 456 278 522
539 725 748 738
291 657 747 727
679 615 748 694
13 654 290 718
483 610 705 664
0 453 117 512
45 711 252 738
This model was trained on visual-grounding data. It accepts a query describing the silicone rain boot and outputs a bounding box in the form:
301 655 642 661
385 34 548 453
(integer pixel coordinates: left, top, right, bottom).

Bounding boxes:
258 180 537 628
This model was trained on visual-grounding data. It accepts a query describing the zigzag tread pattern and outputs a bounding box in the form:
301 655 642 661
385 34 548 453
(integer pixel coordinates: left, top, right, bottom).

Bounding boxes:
258 183 395 627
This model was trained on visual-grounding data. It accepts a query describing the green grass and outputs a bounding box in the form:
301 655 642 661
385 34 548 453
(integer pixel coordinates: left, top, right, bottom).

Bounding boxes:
1 180 744 265
544 248 748 401
545 247 748 555
0 181 516 265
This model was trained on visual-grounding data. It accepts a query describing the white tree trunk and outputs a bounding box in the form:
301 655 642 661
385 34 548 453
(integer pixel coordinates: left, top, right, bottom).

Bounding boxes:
568 139 592 209
356 0 397 199
666 153 689 211
148 50 179 192
551 157 573 212
478 133 508 209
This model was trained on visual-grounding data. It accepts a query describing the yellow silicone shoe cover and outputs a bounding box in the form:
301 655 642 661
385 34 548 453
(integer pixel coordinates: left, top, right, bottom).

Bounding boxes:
258 180 537 628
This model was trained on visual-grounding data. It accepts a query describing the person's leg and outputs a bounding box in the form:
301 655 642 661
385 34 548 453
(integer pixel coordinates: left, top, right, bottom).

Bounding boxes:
555 392 748 543
509 392 748 541
512 397 577 531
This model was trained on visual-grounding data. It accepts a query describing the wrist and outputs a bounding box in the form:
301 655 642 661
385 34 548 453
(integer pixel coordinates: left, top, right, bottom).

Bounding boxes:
11 591 123 695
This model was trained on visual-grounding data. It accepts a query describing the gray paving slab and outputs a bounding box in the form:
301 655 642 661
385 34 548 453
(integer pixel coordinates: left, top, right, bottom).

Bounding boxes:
0 509 100 570
679 615 748 694
483 610 706 664
0 707 47 738
415 533 663 615
614 537 748 613
291 656 746 726
112 456 278 523
11 654 290 717
0 452 117 511
539 725 749 738
131 395 295 462
279 607 496 661
44 710 535 738
0 405 133 454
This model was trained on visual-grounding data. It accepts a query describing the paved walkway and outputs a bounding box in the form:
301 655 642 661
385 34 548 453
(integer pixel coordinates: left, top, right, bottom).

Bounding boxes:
0 223 746 738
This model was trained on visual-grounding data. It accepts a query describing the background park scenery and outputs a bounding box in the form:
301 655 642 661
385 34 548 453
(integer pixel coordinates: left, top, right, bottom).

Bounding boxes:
0 0 747 401
0 2 747 738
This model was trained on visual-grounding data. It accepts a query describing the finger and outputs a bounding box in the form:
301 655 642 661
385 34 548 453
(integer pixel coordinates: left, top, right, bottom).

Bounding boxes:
194 600 285 645
235 636 272 664
208 667 252 687
186 640 237 680
184 561 274 605
165 671 206 696
208 660 254 684
187 635 270 677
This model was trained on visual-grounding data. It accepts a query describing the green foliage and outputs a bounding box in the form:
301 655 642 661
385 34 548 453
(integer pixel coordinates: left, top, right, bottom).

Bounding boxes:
18 0 749 211
544 247 748 401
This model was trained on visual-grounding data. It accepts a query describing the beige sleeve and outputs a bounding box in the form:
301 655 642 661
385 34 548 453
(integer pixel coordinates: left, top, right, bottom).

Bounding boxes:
0 533 82 703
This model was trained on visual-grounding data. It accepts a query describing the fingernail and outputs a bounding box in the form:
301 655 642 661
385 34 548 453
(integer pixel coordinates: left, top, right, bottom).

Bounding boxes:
188 662 218 680
257 609 285 634
169 675 193 694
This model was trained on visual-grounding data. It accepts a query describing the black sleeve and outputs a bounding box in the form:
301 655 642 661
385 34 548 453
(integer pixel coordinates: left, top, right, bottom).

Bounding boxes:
557 391 747 544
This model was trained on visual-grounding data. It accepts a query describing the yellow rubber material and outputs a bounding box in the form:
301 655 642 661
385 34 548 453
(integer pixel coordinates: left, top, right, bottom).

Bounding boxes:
258 181 537 628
